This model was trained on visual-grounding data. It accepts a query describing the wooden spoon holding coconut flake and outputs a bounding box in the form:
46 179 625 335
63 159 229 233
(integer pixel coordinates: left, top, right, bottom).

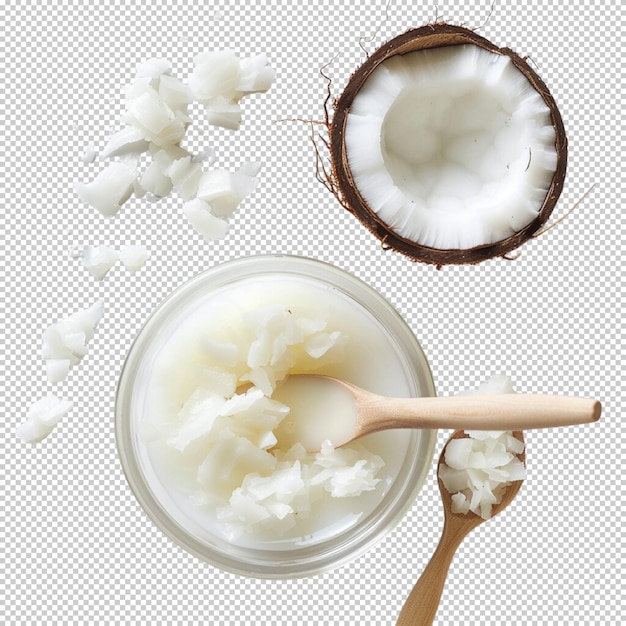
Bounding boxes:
272 375 601 452
396 430 526 625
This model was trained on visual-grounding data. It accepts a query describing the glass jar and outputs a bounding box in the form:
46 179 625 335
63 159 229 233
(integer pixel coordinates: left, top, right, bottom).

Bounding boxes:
115 255 436 578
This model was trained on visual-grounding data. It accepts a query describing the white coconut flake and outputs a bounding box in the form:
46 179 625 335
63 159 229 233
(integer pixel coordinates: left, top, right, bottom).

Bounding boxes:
139 160 173 198
192 147 217 165
438 376 526 519
78 51 273 244
190 50 242 103
204 98 243 131
82 144 97 164
81 244 119 280
195 163 259 218
443 437 474 470
135 57 171 79
240 367 275 397
74 162 136 217
165 155 203 201
45 358 71 384
118 244 148 273
99 126 149 160
78 244 147 278
158 73 192 112
182 198 229 240
237 53 276 94
450 491 471 515
304 331 341 359
41 300 104 382
203 337 240 368
16 395 73 443
123 84 187 146
196 169 239 215
190 50 275 129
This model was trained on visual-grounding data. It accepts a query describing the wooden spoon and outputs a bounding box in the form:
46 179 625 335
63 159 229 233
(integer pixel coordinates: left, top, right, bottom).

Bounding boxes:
272 375 601 452
396 430 526 626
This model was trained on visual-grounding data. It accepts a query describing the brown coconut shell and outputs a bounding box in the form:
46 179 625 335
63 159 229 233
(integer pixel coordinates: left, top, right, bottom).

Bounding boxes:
329 23 568 267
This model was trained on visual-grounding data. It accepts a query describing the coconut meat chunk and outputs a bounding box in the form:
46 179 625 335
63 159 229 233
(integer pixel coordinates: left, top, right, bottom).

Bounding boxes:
16 395 73 443
344 45 558 250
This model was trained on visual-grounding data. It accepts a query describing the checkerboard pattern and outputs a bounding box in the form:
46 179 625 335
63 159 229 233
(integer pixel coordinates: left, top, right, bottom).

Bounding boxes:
1 1 622 624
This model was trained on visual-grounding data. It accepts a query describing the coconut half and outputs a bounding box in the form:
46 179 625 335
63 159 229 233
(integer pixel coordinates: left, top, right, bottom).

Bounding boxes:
329 24 567 265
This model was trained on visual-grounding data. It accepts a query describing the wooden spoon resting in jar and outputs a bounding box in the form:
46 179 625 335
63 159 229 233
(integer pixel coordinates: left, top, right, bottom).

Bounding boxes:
396 430 526 626
272 375 601 452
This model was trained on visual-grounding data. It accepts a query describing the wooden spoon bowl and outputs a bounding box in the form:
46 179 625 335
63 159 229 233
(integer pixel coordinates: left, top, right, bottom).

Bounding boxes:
396 430 526 626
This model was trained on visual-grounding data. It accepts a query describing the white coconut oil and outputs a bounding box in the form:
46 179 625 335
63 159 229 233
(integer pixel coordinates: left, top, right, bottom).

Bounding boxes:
272 375 359 452
138 273 424 548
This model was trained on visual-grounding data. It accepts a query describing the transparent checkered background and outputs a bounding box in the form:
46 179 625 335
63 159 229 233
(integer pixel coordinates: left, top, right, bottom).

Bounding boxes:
1 1 623 624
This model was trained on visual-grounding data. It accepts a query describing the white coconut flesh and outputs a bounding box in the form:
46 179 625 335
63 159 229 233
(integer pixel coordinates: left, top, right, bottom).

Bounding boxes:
344 45 558 250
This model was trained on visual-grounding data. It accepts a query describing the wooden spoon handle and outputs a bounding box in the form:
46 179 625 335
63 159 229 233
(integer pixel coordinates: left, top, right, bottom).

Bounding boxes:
396 527 464 626
363 394 601 433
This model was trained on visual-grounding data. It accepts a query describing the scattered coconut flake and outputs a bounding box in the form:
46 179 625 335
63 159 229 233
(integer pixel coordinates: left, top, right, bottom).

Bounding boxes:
118 244 148 273
190 50 242 104
190 49 275 130
81 244 119 280
77 51 273 243
82 144 97 164
192 147 217 165
196 169 238 214
74 162 136 217
45 358 71 384
237 53 276 94
123 81 188 146
99 126 149 160
458 374 516 396
77 244 148 279
158 73 192 111
16 395 73 443
139 160 173 198
68 243 84 259
182 198 229 241
204 98 243 131
135 57 172 79
439 376 526 519
165 155 203 201
195 162 259 218
41 300 104 382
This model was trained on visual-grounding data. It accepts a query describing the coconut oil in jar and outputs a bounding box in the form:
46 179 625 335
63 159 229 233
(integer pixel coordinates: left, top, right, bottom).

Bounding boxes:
117 256 436 576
